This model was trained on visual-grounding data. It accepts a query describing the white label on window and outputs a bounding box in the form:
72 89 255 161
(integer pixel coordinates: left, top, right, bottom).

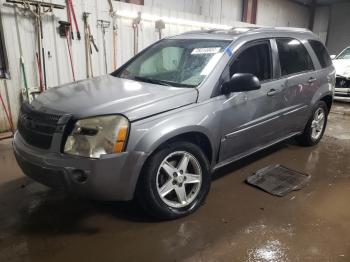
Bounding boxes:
191 47 221 55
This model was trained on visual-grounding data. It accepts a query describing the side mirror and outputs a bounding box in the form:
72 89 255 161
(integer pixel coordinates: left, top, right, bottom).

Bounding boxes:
330 55 336 59
221 73 261 94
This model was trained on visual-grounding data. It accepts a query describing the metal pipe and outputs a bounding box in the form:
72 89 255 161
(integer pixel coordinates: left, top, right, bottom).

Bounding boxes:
133 23 138 55
35 14 44 92
83 13 90 78
66 31 76 81
97 20 110 74
132 12 141 55
0 81 14 133
108 0 117 69
102 27 107 74
14 5 29 100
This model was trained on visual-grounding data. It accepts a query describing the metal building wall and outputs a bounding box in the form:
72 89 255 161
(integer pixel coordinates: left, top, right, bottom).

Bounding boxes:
326 2 350 55
256 0 309 28
144 0 243 23
313 6 330 44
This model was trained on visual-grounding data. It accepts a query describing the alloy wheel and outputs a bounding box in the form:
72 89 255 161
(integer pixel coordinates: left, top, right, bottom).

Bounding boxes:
311 107 326 141
156 151 202 208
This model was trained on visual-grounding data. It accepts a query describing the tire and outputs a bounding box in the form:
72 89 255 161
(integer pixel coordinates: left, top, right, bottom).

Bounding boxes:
136 141 211 220
297 101 328 146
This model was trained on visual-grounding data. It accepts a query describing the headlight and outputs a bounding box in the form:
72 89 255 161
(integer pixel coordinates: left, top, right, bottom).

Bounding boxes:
64 115 129 158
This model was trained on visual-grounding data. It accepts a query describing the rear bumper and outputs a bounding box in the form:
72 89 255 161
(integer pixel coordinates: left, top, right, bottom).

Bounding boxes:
13 132 148 201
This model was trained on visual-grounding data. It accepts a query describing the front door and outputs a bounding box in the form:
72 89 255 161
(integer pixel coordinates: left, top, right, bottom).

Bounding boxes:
219 40 285 163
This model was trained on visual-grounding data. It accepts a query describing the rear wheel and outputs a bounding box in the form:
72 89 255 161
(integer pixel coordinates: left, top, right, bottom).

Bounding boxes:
297 101 328 146
136 141 211 220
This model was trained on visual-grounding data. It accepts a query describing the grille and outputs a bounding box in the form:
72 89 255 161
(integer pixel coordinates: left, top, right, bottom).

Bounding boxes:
17 103 63 149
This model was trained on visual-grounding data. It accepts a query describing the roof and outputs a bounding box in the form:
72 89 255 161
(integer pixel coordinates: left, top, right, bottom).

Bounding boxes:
170 26 316 41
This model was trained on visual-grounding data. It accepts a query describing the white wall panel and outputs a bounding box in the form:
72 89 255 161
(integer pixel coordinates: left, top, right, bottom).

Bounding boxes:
313 6 330 44
144 0 243 23
256 0 309 28
326 2 350 55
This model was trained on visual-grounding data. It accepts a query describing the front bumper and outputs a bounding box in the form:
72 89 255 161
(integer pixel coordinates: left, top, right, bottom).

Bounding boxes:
334 76 350 101
334 88 350 102
13 132 148 201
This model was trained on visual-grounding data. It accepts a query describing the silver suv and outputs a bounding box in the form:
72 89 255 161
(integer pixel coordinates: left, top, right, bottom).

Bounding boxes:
13 27 335 219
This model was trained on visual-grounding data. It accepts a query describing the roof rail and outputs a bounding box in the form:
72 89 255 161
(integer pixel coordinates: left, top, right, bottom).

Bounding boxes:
269 26 312 33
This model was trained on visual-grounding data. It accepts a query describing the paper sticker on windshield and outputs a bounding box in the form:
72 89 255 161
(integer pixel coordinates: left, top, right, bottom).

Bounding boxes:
191 47 221 55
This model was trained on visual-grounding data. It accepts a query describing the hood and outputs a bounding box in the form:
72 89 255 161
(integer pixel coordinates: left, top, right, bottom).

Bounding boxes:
333 59 350 78
32 75 198 121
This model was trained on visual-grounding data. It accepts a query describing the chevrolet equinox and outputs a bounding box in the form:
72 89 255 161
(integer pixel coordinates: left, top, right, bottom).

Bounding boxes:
14 27 335 219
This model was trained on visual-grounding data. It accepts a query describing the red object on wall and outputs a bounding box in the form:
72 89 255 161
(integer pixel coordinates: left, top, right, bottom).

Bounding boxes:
242 0 257 24
0 91 14 134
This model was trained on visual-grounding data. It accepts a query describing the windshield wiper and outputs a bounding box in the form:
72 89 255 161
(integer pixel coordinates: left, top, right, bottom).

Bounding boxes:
132 76 195 88
133 76 172 86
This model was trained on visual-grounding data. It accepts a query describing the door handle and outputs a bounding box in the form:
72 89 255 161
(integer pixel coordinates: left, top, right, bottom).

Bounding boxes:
308 77 316 83
267 89 279 96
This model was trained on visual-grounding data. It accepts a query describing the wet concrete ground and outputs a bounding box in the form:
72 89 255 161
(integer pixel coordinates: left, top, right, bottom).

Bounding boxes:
0 102 349 262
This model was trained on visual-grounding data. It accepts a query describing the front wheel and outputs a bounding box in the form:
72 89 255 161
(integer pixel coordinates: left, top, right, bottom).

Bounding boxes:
136 141 211 220
297 101 328 146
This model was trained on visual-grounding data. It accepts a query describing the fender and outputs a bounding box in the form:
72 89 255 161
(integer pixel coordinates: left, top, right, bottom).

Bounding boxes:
311 89 334 108
127 101 224 166
143 125 216 161
311 67 335 106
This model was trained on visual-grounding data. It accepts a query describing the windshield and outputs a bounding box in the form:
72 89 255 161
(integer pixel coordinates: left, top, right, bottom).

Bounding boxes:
114 39 230 87
337 47 350 60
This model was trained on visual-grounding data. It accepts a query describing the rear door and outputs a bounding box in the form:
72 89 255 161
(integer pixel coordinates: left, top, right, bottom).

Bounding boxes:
308 40 340 96
275 38 317 133
218 40 286 163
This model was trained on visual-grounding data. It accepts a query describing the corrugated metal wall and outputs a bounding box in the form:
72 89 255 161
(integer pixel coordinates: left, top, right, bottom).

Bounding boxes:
0 0 251 132
145 0 243 24
313 6 330 44
256 0 309 28
326 2 350 54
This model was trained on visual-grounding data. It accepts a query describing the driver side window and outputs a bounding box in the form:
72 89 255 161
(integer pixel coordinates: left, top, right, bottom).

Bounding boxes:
230 42 272 81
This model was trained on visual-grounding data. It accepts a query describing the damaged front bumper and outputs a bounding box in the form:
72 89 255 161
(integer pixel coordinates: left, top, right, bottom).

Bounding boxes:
334 75 350 101
13 132 148 201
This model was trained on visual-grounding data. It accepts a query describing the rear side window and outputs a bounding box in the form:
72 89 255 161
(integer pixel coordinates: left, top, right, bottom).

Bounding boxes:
309 40 332 68
276 38 314 76
230 42 272 81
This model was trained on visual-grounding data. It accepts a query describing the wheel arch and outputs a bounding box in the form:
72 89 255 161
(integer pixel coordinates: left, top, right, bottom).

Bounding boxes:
140 128 216 165
320 94 333 112
133 129 215 202
311 89 333 113
153 131 213 164
134 127 215 189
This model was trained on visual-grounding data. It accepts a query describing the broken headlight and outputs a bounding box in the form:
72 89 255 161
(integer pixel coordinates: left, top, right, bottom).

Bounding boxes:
64 115 129 158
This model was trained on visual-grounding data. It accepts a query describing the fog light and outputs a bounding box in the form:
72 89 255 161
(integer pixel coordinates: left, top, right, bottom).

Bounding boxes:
72 169 87 183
